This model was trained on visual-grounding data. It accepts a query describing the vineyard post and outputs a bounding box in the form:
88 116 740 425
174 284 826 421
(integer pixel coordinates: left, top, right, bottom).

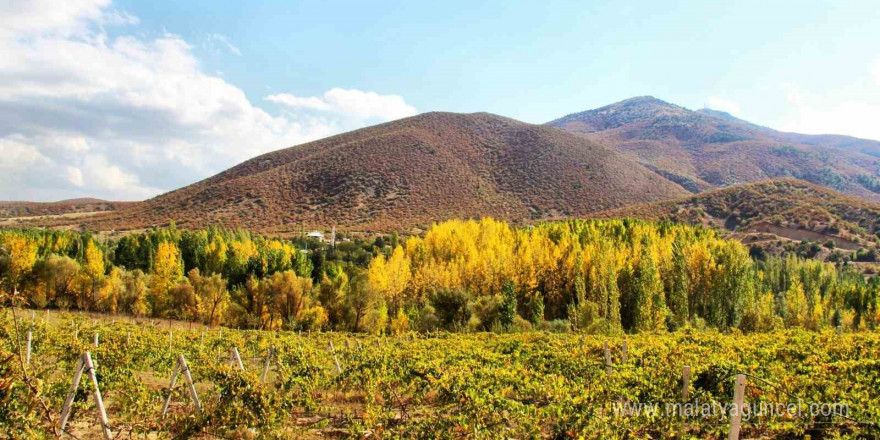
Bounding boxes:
45 309 49 325
25 330 32 366
126 332 130 344
728 374 746 440
622 340 629 363
679 365 691 439
180 354 201 413
31 310 35 327
604 341 612 375
60 352 113 440
169 331 173 350
59 356 85 433
74 326 78 340
230 347 245 371
345 339 351 350
261 347 274 382
162 354 202 417
160 359 181 417
94 333 99 347
328 341 342 374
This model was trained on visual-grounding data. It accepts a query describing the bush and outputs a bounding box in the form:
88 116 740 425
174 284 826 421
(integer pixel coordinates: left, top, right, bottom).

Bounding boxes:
470 295 502 331
540 319 571 333
429 287 471 330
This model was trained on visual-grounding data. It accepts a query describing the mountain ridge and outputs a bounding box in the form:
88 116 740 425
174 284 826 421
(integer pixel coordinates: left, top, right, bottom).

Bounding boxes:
50 111 689 232
547 96 880 201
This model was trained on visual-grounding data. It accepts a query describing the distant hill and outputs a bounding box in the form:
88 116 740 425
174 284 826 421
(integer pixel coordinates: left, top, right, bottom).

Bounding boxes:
548 96 880 200
596 179 880 252
0 199 132 219
51 112 689 232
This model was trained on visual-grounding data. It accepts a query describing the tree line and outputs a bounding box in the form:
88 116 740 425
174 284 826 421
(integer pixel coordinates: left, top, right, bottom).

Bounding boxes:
1 218 878 333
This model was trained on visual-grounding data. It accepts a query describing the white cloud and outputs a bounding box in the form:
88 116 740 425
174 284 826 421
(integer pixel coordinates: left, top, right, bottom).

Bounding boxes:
202 33 241 56
65 167 85 187
778 80 880 140
705 97 741 116
266 88 417 124
0 0 416 201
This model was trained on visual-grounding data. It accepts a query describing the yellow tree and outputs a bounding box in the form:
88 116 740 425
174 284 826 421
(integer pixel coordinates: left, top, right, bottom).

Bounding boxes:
82 240 106 309
189 268 229 327
204 234 228 275
1 234 37 298
150 241 183 315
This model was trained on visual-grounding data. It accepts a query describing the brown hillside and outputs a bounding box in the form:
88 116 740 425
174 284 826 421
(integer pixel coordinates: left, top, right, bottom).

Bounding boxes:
0 199 133 219
595 179 880 248
548 97 880 200
51 112 689 232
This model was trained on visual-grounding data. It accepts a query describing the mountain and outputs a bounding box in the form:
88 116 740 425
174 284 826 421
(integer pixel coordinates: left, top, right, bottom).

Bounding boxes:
595 178 880 252
0 198 131 219
548 96 880 199
54 112 689 232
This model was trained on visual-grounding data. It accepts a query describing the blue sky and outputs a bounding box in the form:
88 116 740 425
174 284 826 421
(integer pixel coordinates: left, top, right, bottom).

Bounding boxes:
116 0 880 124
2 0 879 200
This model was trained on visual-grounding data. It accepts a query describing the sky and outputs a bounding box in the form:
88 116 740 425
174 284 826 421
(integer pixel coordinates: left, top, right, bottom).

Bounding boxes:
2 0 879 201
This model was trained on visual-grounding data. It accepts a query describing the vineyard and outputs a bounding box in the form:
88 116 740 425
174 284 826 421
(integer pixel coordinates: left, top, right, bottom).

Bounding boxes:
2 310 879 439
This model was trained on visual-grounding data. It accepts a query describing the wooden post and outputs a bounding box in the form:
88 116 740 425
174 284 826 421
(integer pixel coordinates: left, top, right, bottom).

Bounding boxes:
328 341 342 374
59 356 85 433
160 360 182 417
230 347 245 371
729 374 746 440
622 340 629 363
679 365 691 439
179 355 201 413
25 331 32 366
161 354 201 417
126 332 130 345
681 366 691 402
604 341 612 375
168 331 173 350
261 347 273 382
93 333 99 347
83 352 113 440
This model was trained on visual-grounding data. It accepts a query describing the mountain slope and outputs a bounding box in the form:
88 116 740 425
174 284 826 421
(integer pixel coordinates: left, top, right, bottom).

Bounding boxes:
64 112 689 232
0 199 131 218
548 96 880 199
595 179 880 250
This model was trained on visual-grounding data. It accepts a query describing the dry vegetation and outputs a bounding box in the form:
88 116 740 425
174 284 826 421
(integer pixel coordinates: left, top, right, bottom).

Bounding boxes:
548 96 880 200
595 179 880 259
0 198 132 219
26 112 689 233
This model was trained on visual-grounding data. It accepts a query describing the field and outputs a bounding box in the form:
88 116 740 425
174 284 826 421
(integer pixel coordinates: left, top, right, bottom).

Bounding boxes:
3 310 879 439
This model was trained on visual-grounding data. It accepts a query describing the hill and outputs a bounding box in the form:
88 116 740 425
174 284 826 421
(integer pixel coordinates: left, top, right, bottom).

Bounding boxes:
548 96 880 199
596 179 880 256
0 198 132 219
47 112 689 232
